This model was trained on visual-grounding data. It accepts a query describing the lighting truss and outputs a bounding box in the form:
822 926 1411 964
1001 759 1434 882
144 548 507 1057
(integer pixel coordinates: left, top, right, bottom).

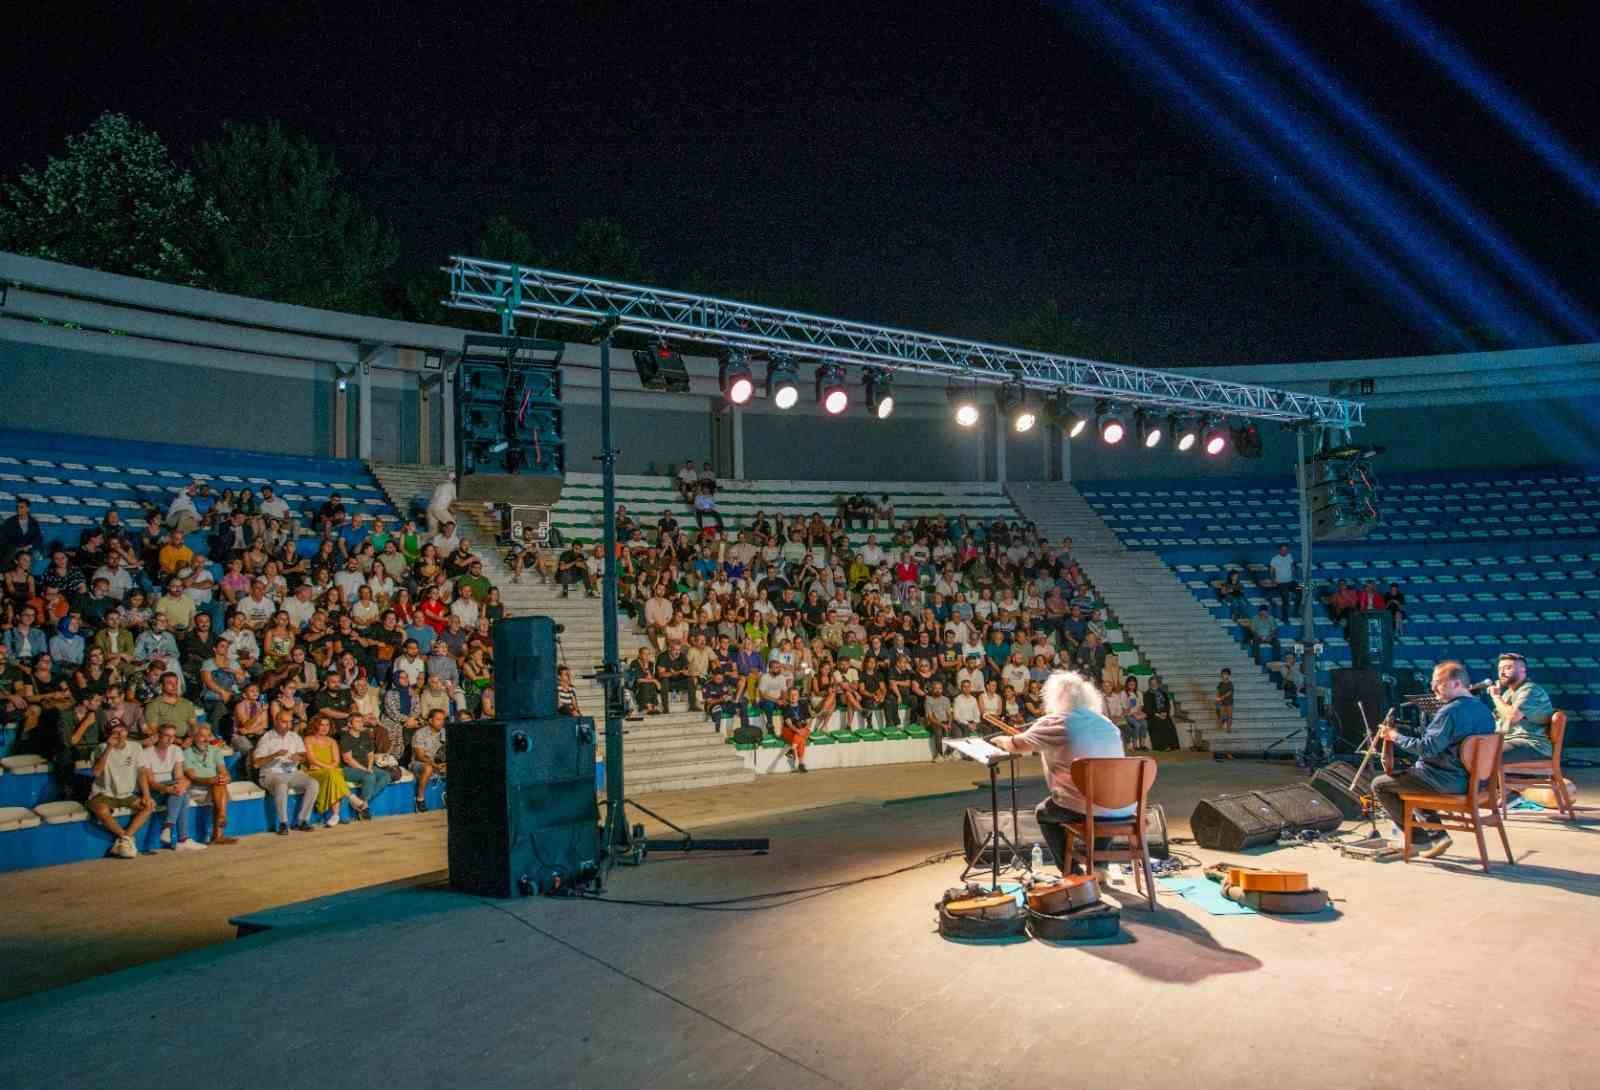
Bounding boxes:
445 258 1364 429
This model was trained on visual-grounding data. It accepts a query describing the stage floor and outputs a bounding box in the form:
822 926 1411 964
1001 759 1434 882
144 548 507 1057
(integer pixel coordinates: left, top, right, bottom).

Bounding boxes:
2 756 1595 1090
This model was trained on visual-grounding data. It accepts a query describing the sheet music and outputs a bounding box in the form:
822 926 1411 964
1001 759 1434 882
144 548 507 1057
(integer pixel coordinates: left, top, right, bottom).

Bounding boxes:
943 736 1011 765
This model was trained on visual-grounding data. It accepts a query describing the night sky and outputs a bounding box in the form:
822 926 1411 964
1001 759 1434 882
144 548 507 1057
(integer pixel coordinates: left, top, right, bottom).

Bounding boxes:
5 1 1599 366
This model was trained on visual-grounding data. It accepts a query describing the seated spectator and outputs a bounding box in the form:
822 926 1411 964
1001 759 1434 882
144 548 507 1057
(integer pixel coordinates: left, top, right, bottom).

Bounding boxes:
674 459 699 503
165 483 202 535
305 714 366 826
1241 606 1281 662
4 604 48 662
141 723 204 851
1321 579 1359 623
410 708 448 812
1213 569 1249 621
49 614 87 669
142 671 197 744
631 658 663 716
1384 582 1407 636
182 723 237 845
158 529 195 579
693 485 725 532
1122 677 1149 751
754 660 788 731
86 720 156 859
923 679 953 759
951 678 981 737
778 686 813 772
230 682 268 753
253 709 321 834
338 715 390 817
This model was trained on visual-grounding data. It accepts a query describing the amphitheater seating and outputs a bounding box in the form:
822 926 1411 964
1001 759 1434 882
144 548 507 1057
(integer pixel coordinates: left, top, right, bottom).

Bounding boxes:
549 472 1023 546
0 427 399 557
1075 468 1600 743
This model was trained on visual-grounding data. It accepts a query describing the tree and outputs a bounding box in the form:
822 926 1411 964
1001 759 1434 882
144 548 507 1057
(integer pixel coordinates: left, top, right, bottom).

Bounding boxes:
1000 299 1114 359
194 121 398 314
560 218 647 282
0 112 224 285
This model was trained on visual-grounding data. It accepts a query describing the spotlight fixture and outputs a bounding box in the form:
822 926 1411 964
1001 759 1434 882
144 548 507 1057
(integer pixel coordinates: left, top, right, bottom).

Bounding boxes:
766 355 799 410
632 338 692 392
1049 392 1088 439
948 380 980 428
864 368 895 419
718 350 754 405
1202 416 1229 456
1135 409 1163 449
1096 400 1125 444
1170 413 1198 452
998 379 1036 433
815 362 848 415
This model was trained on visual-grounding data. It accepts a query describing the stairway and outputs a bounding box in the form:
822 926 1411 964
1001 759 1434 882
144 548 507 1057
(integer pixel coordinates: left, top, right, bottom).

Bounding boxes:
1007 481 1312 755
365 463 755 793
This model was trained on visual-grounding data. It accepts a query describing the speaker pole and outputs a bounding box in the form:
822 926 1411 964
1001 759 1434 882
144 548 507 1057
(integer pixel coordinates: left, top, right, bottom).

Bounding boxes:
1295 426 1319 764
590 313 770 880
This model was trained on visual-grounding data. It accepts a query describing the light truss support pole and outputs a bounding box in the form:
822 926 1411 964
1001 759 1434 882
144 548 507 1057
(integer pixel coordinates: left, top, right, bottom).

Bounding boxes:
1295 427 1318 758
444 258 1365 430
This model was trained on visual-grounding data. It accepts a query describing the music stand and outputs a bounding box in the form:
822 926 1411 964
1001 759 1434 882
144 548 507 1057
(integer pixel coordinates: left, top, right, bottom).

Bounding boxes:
945 737 1025 886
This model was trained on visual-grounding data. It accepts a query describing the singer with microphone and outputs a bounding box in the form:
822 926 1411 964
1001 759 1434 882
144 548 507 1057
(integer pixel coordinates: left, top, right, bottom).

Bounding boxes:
1484 651 1555 763
1372 660 1497 858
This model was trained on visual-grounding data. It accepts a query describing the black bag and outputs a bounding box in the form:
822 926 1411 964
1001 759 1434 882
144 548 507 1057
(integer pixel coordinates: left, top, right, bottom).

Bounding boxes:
731 724 765 745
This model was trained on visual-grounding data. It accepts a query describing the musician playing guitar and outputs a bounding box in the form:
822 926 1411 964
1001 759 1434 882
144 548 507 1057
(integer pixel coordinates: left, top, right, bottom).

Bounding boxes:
985 670 1132 872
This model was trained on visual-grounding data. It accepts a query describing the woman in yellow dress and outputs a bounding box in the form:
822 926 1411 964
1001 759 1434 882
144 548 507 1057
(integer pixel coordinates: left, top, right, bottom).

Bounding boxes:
304 715 367 826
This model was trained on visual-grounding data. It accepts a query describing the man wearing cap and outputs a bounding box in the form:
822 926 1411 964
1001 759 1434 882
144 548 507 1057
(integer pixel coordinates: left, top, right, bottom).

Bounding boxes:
1487 651 1556 763
87 720 156 858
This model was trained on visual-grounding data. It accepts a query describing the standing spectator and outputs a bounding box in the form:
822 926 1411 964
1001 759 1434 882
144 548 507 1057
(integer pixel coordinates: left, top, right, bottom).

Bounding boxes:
1143 676 1178 752
0 499 44 566
85 721 155 858
1266 544 1300 624
426 470 456 535
778 686 813 772
253 710 320 834
1214 668 1234 733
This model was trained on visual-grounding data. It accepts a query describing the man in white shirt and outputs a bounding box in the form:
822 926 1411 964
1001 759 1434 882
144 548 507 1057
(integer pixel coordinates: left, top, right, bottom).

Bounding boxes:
165 483 201 534
990 670 1132 870
859 534 885 568
219 614 260 668
94 556 135 600
258 485 291 522
1266 543 1300 624
430 520 461 555
284 583 317 630
236 580 277 630
675 460 699 502
426 472 457 534
951 678 982 736
253 710 320 833
86 721 156 858
140 723 205 851
755 662 788 729
449 588 480 628
333 556 366 603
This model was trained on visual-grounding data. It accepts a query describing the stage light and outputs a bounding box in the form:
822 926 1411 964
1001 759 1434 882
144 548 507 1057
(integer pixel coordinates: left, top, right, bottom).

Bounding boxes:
1046 391 1087 439
864 368 895 419
1135 409 1163 449
766 356 798 409
815 362 848 415
1202 417 1229 456
997 379 1035 433
1096 401 1124 444
1170 413 1198 452
488 439 510 454
948 380 980 428
718 350 754 405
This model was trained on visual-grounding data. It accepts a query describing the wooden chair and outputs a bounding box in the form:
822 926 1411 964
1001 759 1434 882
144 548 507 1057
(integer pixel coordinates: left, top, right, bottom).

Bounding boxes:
1389 733 1514 872
1500 710 1575 821
1060 756 1159 910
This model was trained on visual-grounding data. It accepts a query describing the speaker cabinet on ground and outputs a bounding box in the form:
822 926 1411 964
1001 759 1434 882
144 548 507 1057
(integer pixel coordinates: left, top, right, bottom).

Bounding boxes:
1331 668 1387 751
447 716 600 898
1309 761 1377 821
1190 785 1343 850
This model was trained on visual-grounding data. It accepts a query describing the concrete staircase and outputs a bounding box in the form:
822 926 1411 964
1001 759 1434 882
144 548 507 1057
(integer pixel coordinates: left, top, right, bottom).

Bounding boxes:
1007 481 1311 755
365 462 754 793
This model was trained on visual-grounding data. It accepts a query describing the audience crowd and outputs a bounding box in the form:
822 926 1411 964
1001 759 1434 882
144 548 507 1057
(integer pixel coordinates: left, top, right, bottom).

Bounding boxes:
0 484 499 856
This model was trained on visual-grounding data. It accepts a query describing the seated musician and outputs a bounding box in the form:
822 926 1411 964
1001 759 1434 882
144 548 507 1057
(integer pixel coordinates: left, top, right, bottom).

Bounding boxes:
1373 660 1496 858
988 670 1131 871
1486 651 1554 764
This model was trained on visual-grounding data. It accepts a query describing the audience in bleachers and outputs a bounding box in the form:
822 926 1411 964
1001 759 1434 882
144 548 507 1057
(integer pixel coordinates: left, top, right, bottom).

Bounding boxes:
0 469 504 855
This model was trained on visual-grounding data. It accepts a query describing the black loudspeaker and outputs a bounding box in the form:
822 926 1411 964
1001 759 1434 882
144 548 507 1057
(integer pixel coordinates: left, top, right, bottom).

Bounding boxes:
964 807 1047 866
493 617 559 720
966 804 1170 864
447 717 600 898
1346 609 1394 672
1309 761 1377 821
1191 785 1343 850
1331 668 1386 750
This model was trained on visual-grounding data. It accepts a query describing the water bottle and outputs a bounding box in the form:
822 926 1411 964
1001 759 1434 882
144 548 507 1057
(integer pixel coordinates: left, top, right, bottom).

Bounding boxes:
1031 843 1044 873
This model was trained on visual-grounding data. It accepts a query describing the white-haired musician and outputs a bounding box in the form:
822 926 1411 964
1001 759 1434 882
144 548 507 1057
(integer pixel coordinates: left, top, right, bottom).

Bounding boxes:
989 670 1134 871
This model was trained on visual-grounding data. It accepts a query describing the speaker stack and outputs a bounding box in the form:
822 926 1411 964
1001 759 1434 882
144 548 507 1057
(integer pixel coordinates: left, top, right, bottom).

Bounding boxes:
447 617 600 897
1190 786 1343 851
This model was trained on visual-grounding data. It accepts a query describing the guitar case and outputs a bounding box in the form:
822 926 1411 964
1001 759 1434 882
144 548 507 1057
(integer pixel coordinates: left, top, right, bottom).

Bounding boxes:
1222 882 1330 915
1026 899 1122 941
936 886 1026 939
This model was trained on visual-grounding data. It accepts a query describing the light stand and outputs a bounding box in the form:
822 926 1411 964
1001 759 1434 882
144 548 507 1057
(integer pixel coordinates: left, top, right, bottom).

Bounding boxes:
589 313 769 882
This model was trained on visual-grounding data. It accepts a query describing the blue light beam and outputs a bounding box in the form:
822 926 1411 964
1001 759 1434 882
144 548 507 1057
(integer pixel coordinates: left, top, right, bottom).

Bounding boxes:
1228 0 1597 342
1062 1 1470 350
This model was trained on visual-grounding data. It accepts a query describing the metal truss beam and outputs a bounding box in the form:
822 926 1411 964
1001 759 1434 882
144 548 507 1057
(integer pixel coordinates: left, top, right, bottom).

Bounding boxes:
444 257 1364 429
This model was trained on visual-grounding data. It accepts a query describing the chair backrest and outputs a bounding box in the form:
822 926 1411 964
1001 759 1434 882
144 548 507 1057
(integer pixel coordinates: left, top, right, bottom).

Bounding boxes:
1070 756 1157 812
1548 710 1567 767
1460 732 1505 792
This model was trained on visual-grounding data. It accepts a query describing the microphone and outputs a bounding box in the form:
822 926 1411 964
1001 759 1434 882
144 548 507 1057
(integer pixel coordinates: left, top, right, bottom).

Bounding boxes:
1468 679 1494 693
